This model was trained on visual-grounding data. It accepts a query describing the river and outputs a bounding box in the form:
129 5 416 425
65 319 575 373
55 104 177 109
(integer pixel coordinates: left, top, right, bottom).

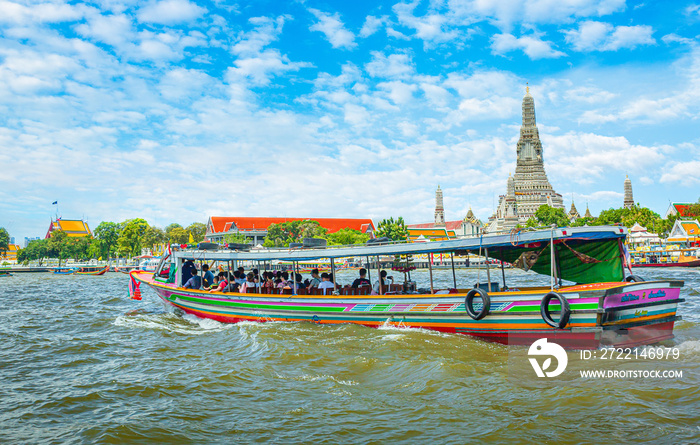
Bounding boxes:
1 267 699 444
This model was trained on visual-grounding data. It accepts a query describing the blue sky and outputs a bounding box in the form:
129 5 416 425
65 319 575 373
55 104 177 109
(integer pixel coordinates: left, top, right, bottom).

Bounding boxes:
1 0 700 243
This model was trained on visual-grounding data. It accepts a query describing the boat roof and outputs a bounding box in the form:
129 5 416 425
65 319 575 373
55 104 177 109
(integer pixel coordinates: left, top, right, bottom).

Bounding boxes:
172 226 627 262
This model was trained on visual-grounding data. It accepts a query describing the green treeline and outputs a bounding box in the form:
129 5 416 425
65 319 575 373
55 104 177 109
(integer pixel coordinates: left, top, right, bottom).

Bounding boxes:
15 220 207 265
525 201 700 233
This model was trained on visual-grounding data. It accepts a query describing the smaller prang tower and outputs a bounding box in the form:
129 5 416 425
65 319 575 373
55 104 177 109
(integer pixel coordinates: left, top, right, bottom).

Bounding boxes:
434 185 446 227
623 176 634 209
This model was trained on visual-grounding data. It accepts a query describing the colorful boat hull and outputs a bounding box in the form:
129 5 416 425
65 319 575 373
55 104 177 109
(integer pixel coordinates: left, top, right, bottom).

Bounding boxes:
133 271 682 349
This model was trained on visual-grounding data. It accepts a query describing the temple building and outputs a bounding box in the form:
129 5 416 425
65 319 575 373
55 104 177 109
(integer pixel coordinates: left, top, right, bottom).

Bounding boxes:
624 176 634 209
407 186 483 238
487 87 564 232
568 200 581 223
45 218 92 238
434 186 446 227
584 203 593 219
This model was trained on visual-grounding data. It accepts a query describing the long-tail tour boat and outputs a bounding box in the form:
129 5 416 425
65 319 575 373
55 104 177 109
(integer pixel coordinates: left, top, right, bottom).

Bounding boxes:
75 265 109 276
130 226 684 349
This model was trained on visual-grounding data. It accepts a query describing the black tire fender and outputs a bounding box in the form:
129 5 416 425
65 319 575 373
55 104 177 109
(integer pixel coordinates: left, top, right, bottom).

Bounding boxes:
624 275 645 282
465 289 490 321
540 292 571 329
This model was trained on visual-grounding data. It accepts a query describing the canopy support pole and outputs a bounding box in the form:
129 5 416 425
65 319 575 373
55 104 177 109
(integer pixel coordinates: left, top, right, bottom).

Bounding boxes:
484 247 491 292
366 256 371 283
550 227 555 291
428 253 434 295
450 252 457 289
377 255 383 295
330 258 336 291
293 261 298 295
500 248 507 290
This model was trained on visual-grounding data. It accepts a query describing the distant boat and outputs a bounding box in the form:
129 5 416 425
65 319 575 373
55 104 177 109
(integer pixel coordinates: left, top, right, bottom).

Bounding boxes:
0 271 12 277
53 268 77 275
75 265 109 276
631 247 700 268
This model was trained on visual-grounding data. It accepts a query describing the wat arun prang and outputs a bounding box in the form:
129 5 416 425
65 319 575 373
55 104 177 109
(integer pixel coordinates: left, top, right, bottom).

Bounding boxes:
486 87 564 233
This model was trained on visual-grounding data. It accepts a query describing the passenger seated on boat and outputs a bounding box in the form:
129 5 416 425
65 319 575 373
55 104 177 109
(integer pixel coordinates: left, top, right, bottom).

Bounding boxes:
202 264 215 289
372 270 393 295
351 268 371 288
318 273 335 294
308 269 321 288
208 272 229 293
181 259 196 285
293 273 306 290
262 272 276 290
183 269 202 289
233 271 246 286
240 272 258 293
277 271 289 288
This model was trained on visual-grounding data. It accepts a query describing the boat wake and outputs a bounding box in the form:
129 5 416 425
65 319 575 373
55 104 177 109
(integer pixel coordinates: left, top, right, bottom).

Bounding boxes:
113 311 233 335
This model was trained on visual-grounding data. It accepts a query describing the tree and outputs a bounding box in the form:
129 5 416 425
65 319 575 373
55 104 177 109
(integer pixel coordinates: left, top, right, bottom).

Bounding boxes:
375 217 409 241
66 236 91 261
595 206 664 233
17 239 48 265
117 218 149 257
165 223 182 240
263 220 328 247
47 230 69 266
0 227 9 258
186 222 207 243
224 232 249 244
169 226 190 244
326 228 370 246
93 221 120 259
526 205 571 228
143 226 167 251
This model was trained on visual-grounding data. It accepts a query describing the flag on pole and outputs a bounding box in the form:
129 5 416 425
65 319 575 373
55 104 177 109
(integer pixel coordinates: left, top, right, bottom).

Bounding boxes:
52 201 57 205
188 232 194 243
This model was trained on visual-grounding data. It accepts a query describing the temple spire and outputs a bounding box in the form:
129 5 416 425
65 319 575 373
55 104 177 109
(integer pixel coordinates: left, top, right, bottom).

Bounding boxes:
434 185 445 227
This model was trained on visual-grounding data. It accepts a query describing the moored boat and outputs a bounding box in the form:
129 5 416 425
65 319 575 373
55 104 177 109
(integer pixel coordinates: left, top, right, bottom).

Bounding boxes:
75 265 109 275
630 247 700 268
131 226 684 350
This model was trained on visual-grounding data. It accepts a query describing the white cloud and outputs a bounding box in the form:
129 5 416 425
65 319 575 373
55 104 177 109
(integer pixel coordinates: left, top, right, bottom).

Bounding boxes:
137 0 206 24
0 0 86 25
448 0 626 30
365 52 414 78
491 33 566 59
563 86 616 104
360 15 385 38
377 81 418 105
564 21 655 51
545 132 668 184
660 160 700 185
309 8 356 50
393 1 459 45
231 16 287 57
228 16 310 85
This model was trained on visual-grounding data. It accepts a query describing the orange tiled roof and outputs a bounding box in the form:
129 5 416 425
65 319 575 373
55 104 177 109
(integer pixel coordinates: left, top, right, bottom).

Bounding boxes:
407 221 464 231
681 221 700 236
1 244 19 260
407 228 456 240
46 219 92 238
208 217 375 235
